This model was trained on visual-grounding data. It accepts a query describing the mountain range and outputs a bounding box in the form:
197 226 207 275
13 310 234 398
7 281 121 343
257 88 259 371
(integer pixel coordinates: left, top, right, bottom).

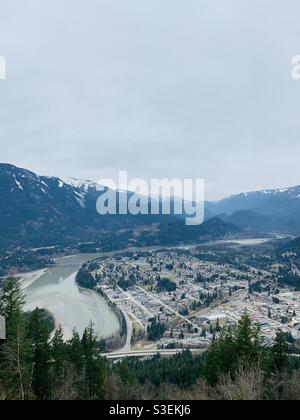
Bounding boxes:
0 163 239 250
207 187 300 233
1 163 299 251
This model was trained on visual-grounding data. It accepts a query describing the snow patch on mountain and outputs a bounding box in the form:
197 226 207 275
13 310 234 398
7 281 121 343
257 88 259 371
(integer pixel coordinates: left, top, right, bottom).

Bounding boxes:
13 174 23 191
61 177 105 192
233 186 300 200
74 191 86 208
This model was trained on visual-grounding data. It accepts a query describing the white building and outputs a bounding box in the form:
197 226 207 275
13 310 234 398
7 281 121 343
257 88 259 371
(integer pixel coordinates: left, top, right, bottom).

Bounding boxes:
0 315 5 340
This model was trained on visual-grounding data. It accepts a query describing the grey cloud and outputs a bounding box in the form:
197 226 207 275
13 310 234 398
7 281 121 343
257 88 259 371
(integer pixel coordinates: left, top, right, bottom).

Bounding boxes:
0 0 300 199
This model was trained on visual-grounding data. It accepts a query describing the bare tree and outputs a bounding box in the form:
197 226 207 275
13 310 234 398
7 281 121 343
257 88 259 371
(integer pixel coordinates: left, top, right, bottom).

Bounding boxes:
0 325 29 400
215 364 264 400
52 366 80 400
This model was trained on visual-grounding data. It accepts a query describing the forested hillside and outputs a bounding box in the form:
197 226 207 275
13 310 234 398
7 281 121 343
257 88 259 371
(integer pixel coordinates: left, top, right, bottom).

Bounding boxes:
0 164 240 253
1 277 300 400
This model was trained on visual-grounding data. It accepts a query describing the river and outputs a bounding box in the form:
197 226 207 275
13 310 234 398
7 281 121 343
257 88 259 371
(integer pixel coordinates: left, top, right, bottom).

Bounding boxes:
21 236 283 340
22 253 120 340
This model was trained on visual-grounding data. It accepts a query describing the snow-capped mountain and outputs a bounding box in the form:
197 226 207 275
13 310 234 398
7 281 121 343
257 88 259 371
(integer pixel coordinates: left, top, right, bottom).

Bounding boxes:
0 163 240 250
206 186 300 233
59 177 105 193
0 163 104 209
0 163 152 249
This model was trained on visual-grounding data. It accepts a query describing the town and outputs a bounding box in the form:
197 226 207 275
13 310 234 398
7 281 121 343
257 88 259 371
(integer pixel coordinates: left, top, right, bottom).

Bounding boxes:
80 245 300 353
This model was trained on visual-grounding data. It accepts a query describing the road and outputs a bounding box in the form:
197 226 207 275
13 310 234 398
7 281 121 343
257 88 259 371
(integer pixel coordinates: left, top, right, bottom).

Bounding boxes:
101 348 205 360
116 302 133 353
136 286 200 331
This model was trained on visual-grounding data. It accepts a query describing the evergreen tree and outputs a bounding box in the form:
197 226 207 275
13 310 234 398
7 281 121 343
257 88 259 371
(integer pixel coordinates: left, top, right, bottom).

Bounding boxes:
0 277 31 400
204 327 236 386
81 323 105 399
0 277 25 337
68 329 84 373
234 312 261 364
147 319 166 341
27 308 51 400
204 312 262 386
51 326 67 385
271 330 290 372
118 361 136 385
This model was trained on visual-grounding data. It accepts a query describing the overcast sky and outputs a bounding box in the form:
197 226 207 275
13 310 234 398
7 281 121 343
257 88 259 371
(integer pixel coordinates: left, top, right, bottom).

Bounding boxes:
0 0 300 200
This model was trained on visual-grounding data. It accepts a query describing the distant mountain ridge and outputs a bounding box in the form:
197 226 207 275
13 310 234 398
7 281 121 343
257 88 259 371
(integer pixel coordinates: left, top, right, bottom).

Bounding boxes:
0 163 239 250
0 163 167 249
206 186 300 233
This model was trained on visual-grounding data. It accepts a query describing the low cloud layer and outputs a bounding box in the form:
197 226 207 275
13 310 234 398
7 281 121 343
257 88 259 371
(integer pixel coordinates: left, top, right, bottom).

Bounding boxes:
0 0 300 199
